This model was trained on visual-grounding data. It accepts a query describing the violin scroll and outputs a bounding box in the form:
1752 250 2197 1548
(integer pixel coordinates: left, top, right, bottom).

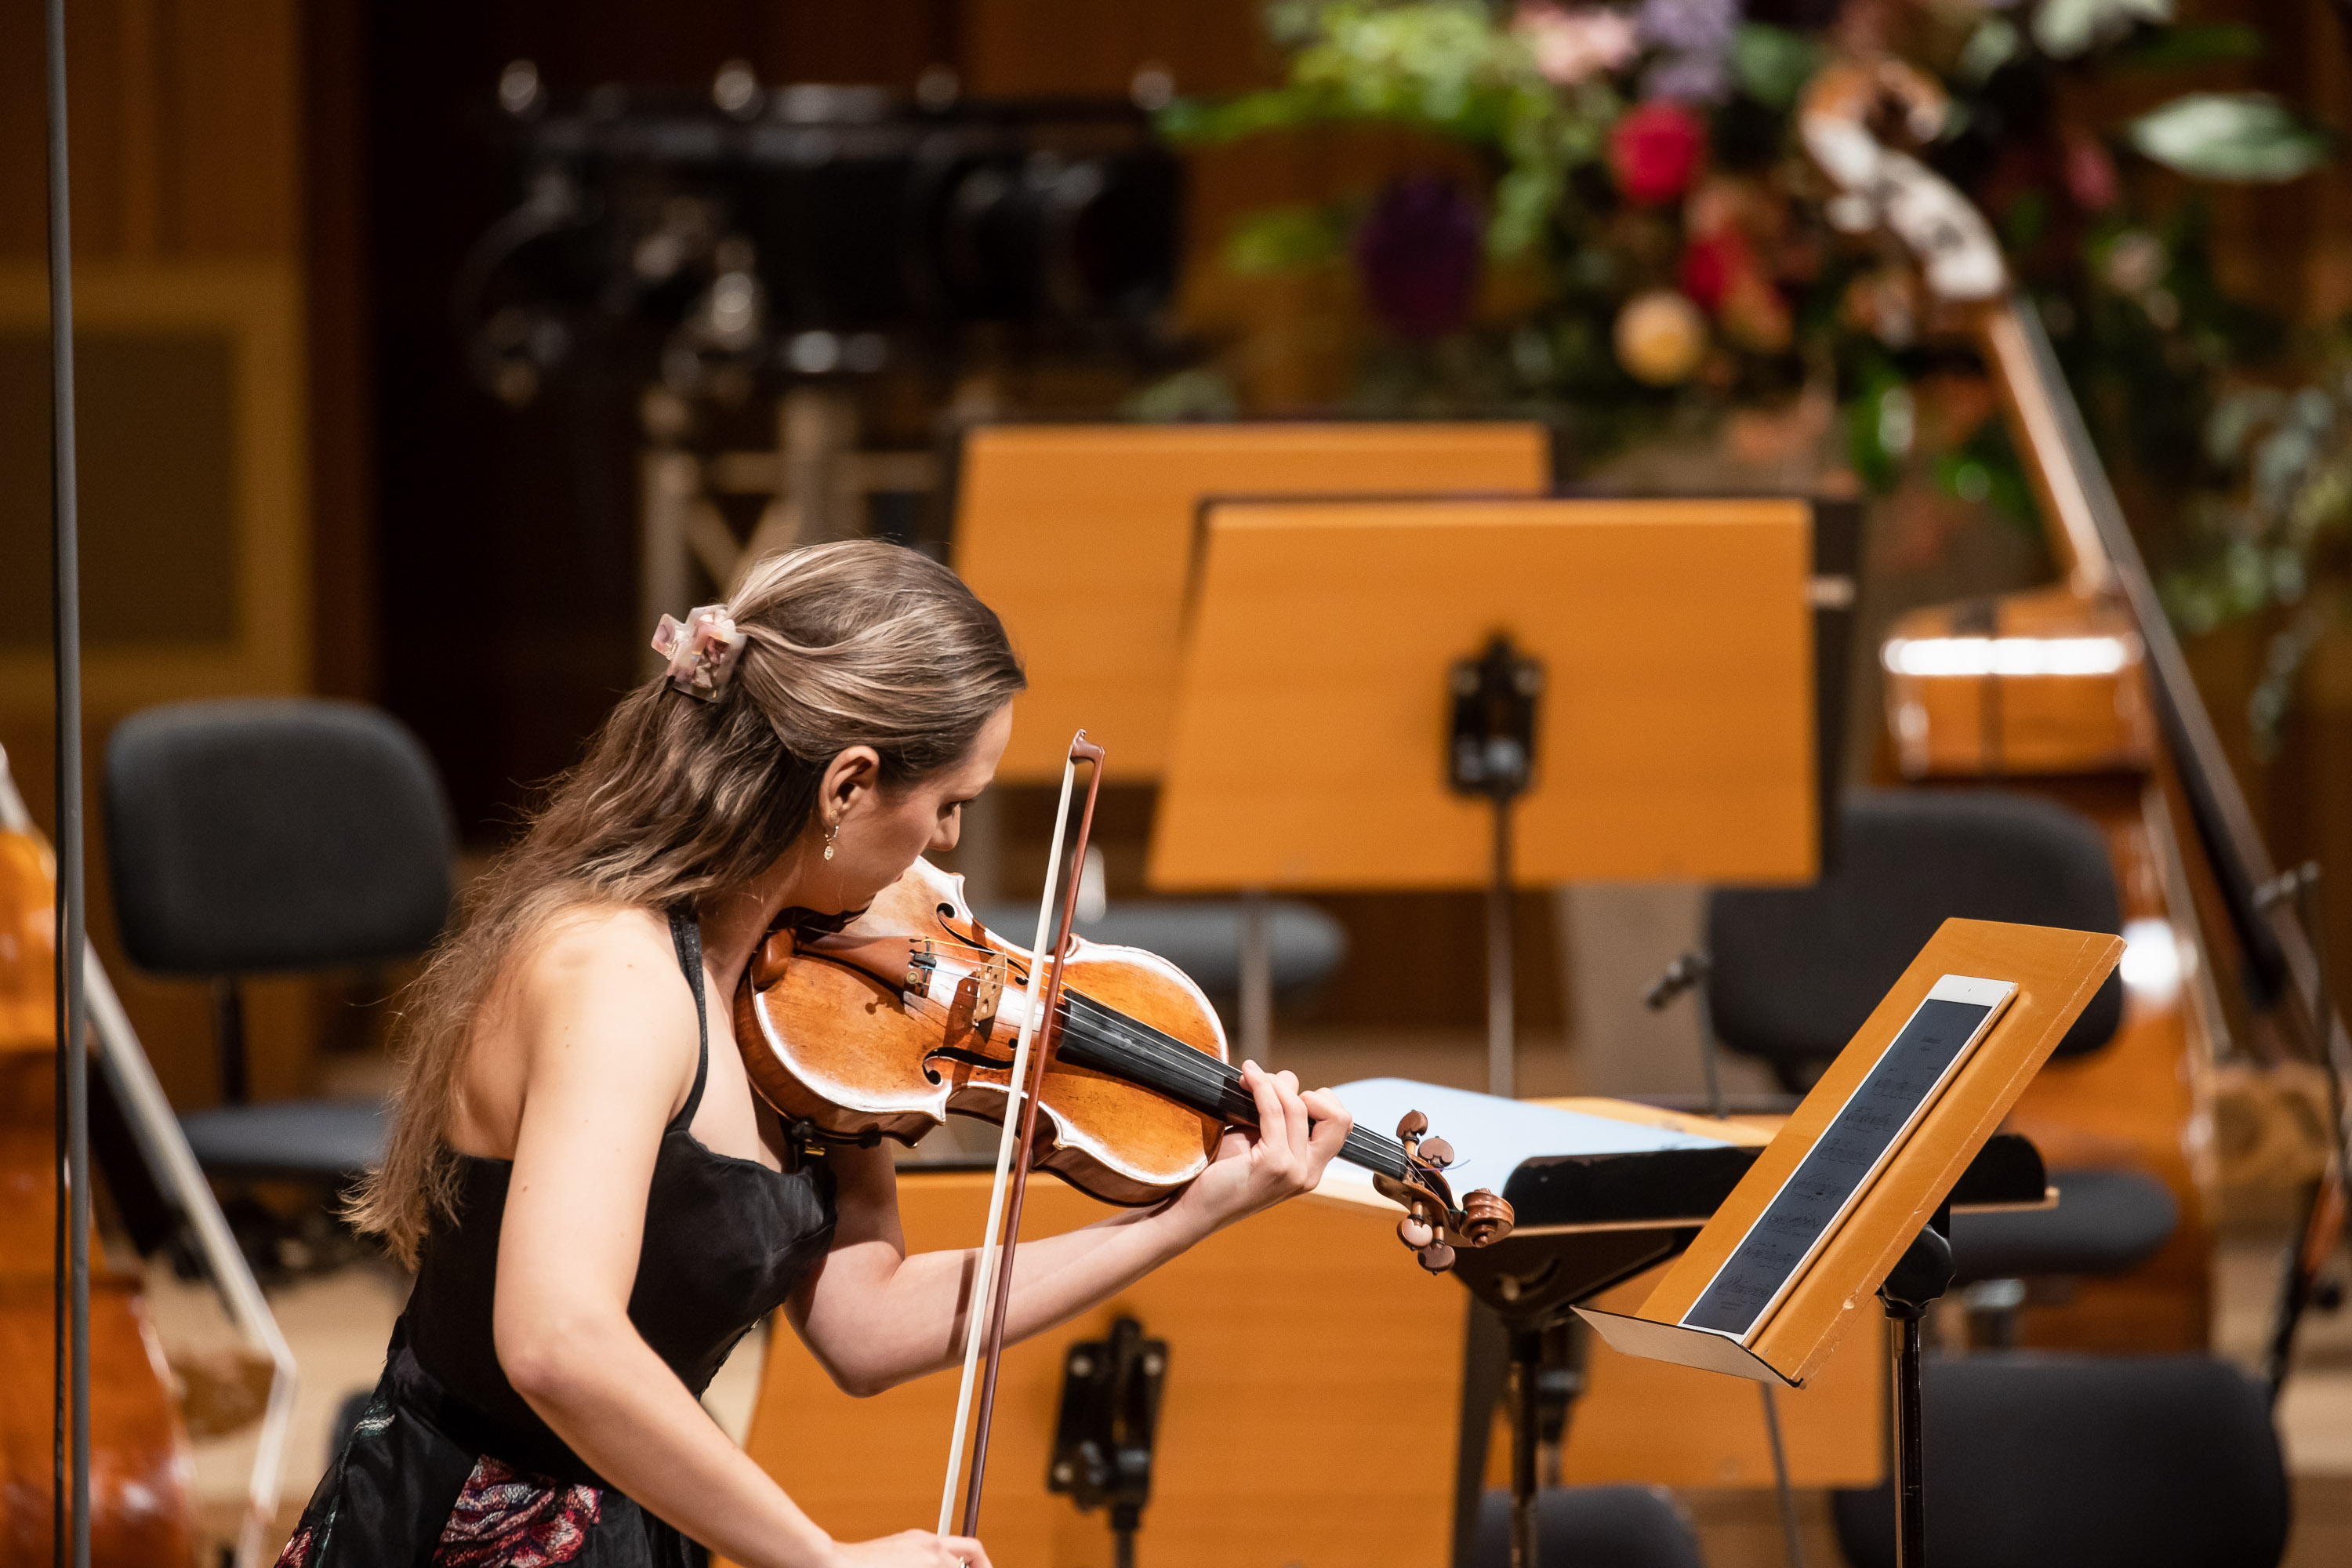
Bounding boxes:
1381 1109 1515 1273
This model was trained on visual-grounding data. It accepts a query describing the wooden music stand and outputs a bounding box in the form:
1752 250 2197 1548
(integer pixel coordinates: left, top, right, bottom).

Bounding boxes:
950 423 1551 783
1579 917 2124 1568
1148 496 1822 1096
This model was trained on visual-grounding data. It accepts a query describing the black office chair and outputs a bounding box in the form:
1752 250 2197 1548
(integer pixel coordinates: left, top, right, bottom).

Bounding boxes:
1472 1486 1704 1568
975 897 1348 1007
1831 1353 2289 1568
1708 789 2125 1093
106 698 454 1188
1703 789 2175 1334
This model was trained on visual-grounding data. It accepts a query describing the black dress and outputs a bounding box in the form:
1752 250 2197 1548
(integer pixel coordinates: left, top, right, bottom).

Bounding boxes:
278 909 838 1568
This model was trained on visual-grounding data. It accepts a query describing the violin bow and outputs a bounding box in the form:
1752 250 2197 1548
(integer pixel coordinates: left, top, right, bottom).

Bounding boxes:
937 731 1107 1536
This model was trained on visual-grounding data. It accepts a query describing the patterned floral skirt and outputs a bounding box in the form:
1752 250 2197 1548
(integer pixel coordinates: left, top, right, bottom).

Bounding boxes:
276 1344 706 1568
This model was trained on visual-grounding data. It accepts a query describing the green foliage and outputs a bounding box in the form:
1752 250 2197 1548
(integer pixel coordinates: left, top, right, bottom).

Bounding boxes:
1935 422 2041 536
1163 0 2348 756
1160 1 1615 257
1730 24 1822 111
2129 93 2334 183
2032 0 2172 61
2114 22 2265 68
1225 205 1352 272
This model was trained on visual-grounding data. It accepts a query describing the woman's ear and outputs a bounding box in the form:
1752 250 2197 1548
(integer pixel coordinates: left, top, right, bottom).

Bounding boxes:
823 745 884 818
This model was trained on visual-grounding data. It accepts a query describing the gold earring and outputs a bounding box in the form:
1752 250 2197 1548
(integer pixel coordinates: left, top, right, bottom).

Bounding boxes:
823 822 838 861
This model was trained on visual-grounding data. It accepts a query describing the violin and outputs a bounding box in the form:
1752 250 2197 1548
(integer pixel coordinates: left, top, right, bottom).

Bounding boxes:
733 818 1514 1263
731 731 1512 1537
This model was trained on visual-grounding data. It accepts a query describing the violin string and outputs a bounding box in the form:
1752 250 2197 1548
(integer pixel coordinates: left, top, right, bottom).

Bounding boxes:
855 953 1406 1176
1047 991 1407 1177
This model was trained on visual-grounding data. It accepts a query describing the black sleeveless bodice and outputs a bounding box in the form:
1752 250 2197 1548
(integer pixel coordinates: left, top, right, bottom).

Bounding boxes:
401 907 837 1472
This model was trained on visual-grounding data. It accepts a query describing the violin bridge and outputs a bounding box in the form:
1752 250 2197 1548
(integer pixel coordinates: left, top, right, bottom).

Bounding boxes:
943 957 1011 1049
971 956 1006 1024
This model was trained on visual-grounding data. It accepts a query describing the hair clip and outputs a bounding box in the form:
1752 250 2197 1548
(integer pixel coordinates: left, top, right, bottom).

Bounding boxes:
651 604 747 702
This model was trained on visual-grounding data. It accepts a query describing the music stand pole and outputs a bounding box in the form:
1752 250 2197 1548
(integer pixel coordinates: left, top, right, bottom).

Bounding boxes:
1878 1216 1954 1568
1240 887 1272 1065
1486 799 1515 1099
1506 1327 1543 1568
1450 635 1541 1098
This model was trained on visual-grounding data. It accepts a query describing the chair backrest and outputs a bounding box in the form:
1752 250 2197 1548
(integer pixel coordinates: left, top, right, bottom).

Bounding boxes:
1707 789 2124 1086
106 699 455 975
1831 1353 2288 1568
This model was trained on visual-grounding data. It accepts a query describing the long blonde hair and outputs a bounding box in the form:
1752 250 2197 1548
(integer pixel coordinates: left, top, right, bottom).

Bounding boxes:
348 540 1025 1265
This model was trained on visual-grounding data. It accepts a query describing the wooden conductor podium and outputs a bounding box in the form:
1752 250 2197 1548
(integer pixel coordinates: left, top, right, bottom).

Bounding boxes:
951 423 1551 782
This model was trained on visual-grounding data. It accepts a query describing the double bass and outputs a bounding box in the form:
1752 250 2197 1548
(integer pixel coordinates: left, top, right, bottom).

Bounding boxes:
0 761 299 1568
1800 58 2349 1362
0 823 194 1567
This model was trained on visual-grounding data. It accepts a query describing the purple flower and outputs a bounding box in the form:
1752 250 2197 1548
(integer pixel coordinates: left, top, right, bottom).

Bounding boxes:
1637 0 1739 54
1354 174 1484 339
1645 50 1733 103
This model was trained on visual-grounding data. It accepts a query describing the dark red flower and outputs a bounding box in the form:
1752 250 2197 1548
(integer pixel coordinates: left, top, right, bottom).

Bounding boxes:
1610 102 1705 205
1353 173 1484 340
1677 230 1752 312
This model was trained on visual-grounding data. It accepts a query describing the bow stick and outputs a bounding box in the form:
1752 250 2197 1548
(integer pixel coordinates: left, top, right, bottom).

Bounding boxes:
938 731 1107 1536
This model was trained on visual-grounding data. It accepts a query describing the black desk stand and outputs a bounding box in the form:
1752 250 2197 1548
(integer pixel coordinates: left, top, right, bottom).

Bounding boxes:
1454 1228 1690 1568
1447 1138 2042 1568
1878 1210 1955 1568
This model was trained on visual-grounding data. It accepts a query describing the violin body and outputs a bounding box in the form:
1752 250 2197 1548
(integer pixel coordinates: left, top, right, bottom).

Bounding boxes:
735 857 1227 1206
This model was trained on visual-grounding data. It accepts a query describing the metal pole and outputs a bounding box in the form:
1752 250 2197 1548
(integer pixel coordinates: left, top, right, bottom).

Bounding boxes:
1239 887 1272 1066
1507 1328 1542 1568
43 0 92 1562
1891 1310 1926 1568
1693 974 1725 1120
1759 1384 1806 1568
1488 798 1515 1099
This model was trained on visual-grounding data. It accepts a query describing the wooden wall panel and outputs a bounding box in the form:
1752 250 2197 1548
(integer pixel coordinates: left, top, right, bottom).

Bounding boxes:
962 0 1269 98
0 0 312 1107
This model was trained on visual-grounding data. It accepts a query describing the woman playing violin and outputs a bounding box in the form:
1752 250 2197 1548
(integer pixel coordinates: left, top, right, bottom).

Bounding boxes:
283 540 1354 1568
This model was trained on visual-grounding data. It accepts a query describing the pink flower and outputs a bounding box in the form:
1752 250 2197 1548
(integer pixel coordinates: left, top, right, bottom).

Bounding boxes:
2063 130 2118 212
1515 3 1641 85
1610 101 1705 205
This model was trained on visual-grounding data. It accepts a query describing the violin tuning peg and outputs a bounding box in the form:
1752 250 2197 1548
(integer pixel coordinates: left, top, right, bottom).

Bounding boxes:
1458 1188 1515 1247
1397 1214 1435 1250
1396 1110 1429 1140
1418 1137 1454 1170
1417 1241 1457 1274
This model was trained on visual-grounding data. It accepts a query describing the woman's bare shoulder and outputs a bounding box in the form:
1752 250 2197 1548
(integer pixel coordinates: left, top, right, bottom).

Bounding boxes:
499 903 699 1038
